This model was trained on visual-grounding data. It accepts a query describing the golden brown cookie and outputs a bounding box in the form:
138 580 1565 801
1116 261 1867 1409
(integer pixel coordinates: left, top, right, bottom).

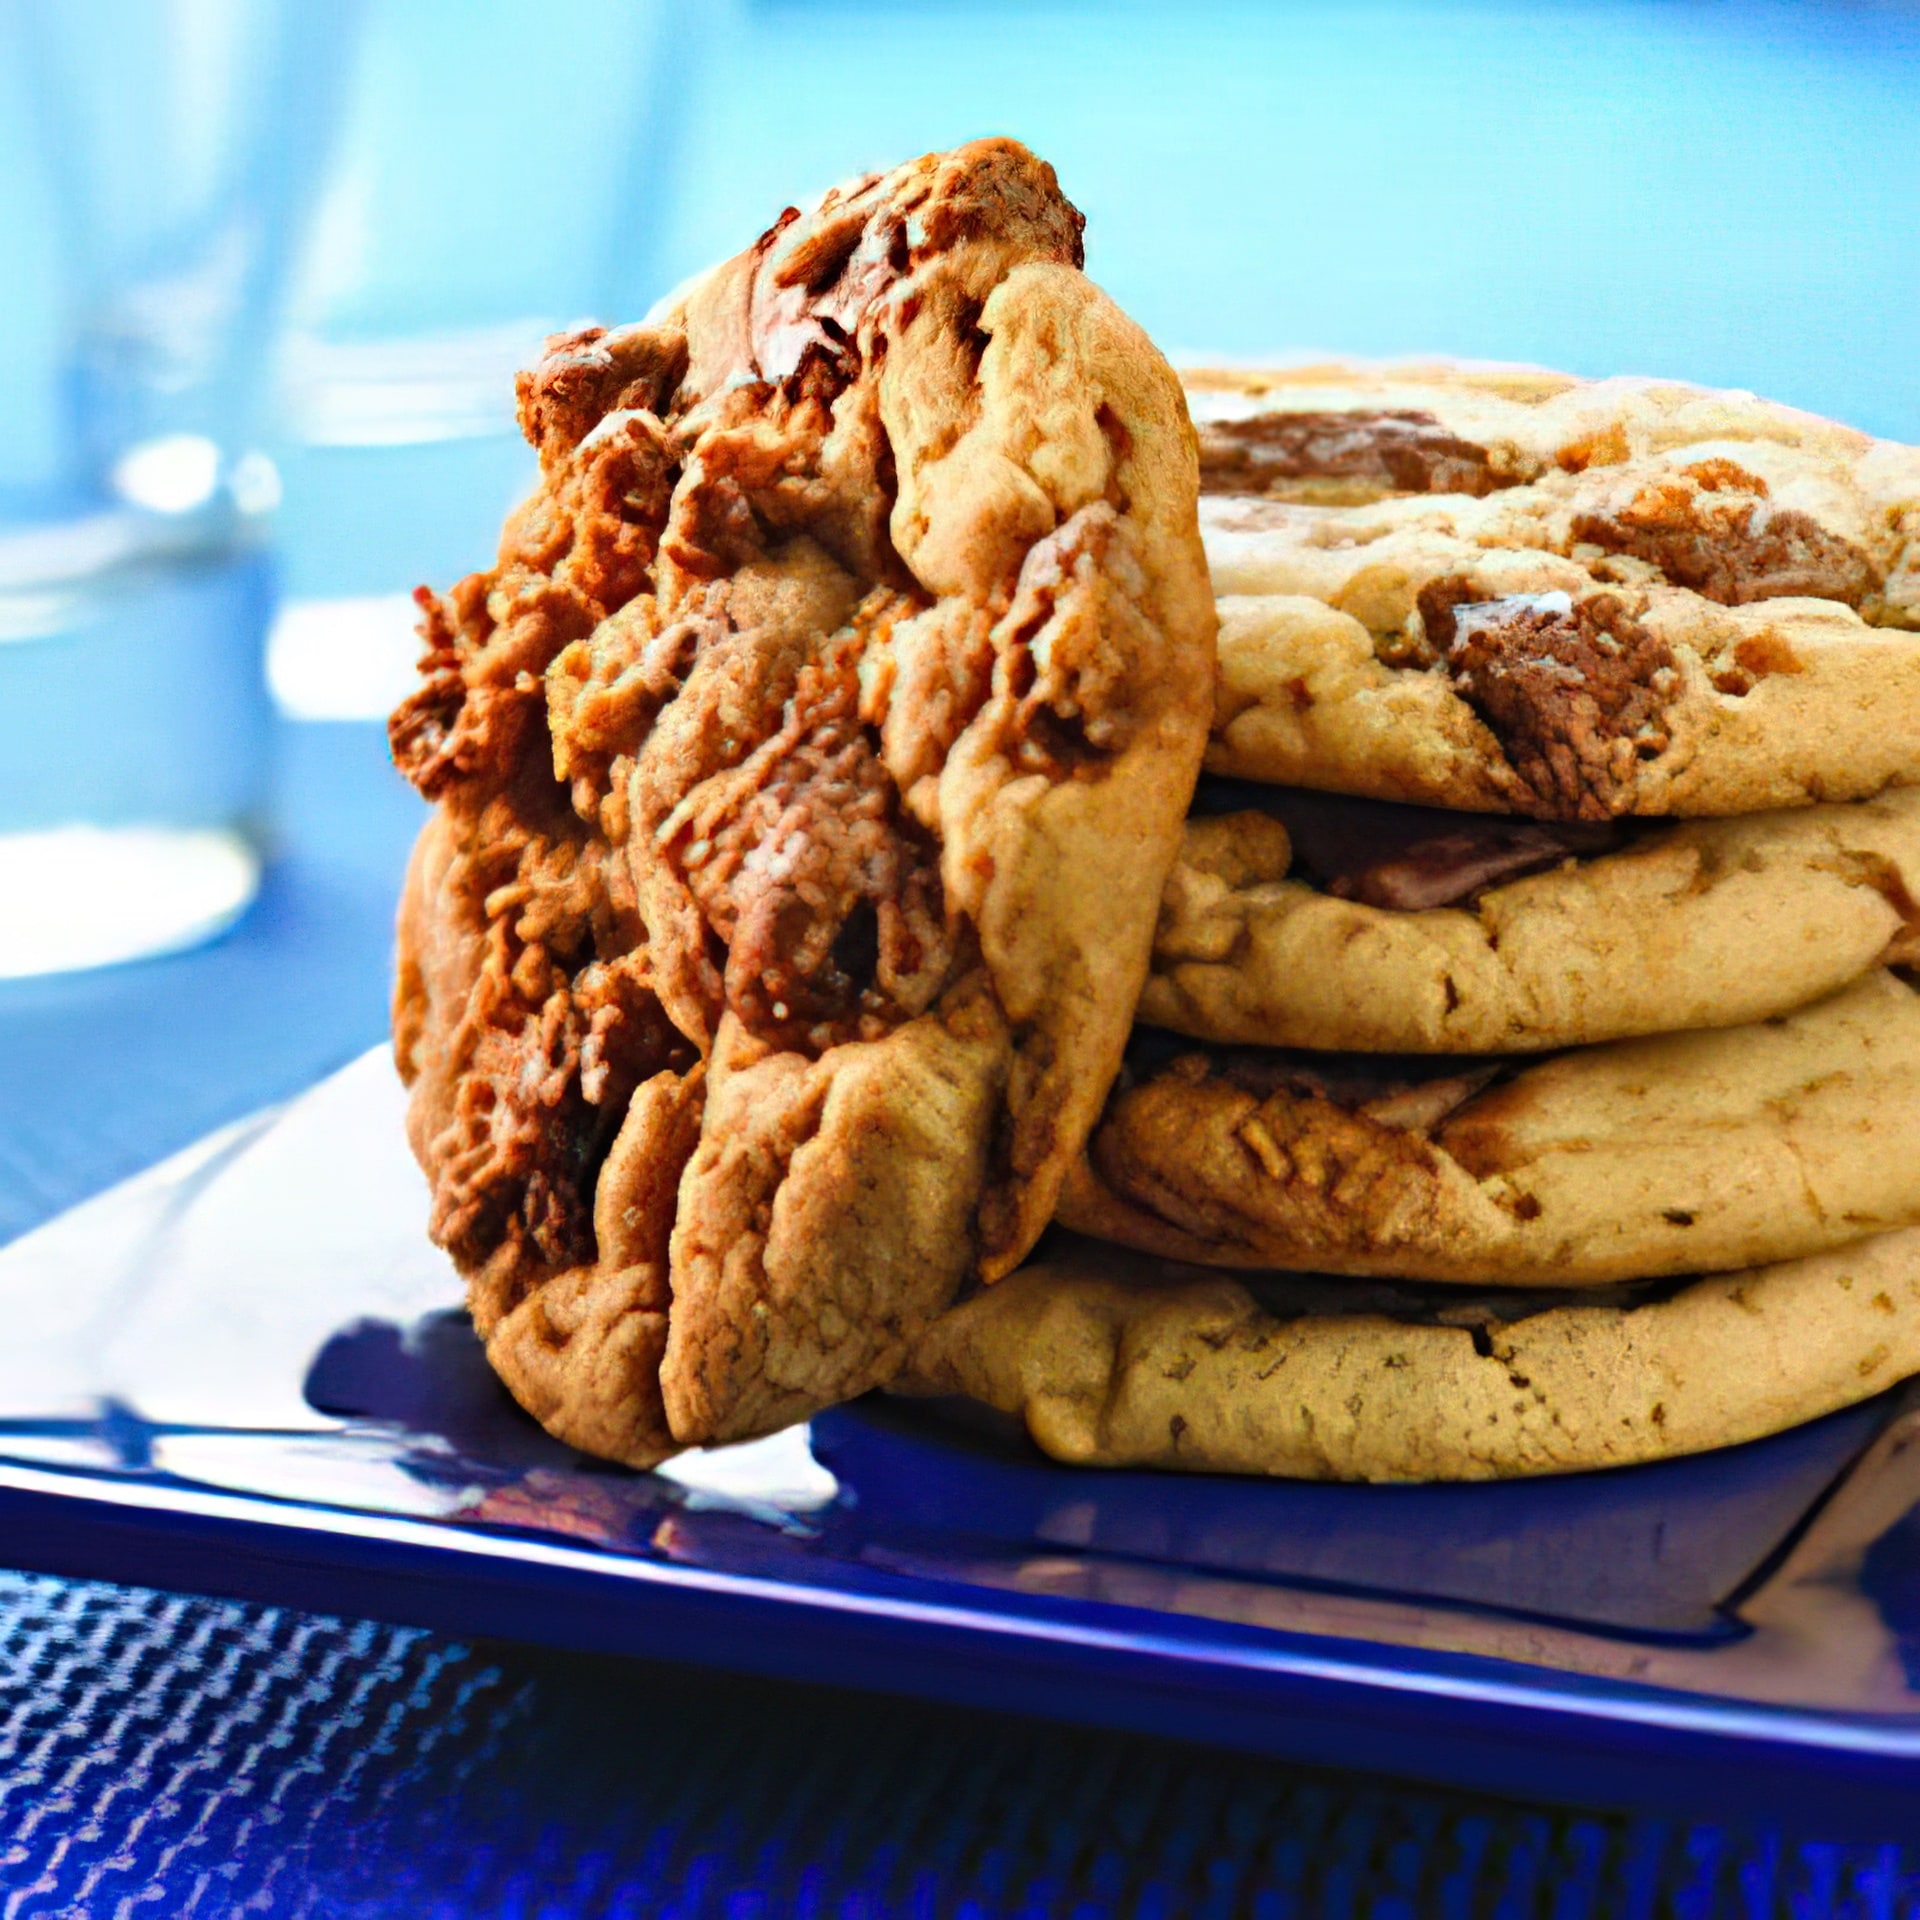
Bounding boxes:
898 1227 1920 1480
1144 782 1920 1053
1207 543 1920 820
391 140 1215 1463
1058 969 1920 1286
1183 366 1920 818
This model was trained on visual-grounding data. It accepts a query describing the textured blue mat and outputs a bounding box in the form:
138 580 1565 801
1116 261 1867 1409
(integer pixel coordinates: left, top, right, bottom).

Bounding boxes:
0 1570 1915 1917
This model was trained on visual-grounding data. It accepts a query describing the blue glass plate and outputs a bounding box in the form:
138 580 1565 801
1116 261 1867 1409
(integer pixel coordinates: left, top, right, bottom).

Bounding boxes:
2 1050 1918 1830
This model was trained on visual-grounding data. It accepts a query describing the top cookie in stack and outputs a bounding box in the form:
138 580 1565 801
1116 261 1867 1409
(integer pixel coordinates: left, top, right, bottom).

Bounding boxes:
1195 360 1920 819
1057 361 1920 1289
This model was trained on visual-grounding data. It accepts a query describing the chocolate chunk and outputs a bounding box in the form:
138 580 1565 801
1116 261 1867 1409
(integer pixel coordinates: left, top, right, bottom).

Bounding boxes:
1199 409 1513 499
1193 776 1627 910
666 612 956 1053
752 199 908 400
1572 461 1878 608
1338 822 1616 910
698 150 1085 411
1421 583 1678 820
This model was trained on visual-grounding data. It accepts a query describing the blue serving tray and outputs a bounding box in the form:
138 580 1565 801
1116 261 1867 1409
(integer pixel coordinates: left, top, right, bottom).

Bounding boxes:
2 1050 1918 1830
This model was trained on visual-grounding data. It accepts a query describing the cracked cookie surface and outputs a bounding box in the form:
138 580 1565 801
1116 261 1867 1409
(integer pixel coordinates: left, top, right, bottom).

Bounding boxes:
896 1225 1920 1479
392 140 1214 1462
1186 366 1920 817
1058 969 1920 1285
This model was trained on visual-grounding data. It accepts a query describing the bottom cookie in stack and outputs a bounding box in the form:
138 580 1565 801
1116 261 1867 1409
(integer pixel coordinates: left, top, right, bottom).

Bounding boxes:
895 966 1920 1480
896 1227 1920 1481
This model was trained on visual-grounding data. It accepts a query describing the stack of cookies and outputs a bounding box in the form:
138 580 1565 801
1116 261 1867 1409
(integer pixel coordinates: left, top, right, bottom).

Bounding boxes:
904 363 1920 1480
388 137 1920 1486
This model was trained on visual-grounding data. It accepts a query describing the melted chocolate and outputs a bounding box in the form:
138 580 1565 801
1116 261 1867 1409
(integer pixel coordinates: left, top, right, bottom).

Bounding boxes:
1198 409 1513 499
1193 776 1629 910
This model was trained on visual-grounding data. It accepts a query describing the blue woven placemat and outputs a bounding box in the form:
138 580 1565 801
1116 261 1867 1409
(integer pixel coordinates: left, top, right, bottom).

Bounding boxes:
0 1570 1913 1917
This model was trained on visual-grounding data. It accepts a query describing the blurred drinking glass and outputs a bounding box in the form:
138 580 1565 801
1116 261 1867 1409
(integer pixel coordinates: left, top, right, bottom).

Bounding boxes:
0 0 355 978
266 0 694 724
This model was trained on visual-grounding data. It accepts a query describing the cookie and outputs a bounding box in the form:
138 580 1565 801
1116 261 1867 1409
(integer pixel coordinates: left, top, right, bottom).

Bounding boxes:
1185 360 1920 627
1144 781 1920 1053
897 1227 1920 1480
390 140 1215 1463
1205 528 1920 820
1181 362 1920 819
1057 969 1920 1285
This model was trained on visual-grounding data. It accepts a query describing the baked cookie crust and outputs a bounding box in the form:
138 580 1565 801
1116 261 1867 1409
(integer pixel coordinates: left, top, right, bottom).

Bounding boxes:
898 1227 1920 1480
1059 969 1920 1285
1145 786 1920 1053
391 141 1215 1462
